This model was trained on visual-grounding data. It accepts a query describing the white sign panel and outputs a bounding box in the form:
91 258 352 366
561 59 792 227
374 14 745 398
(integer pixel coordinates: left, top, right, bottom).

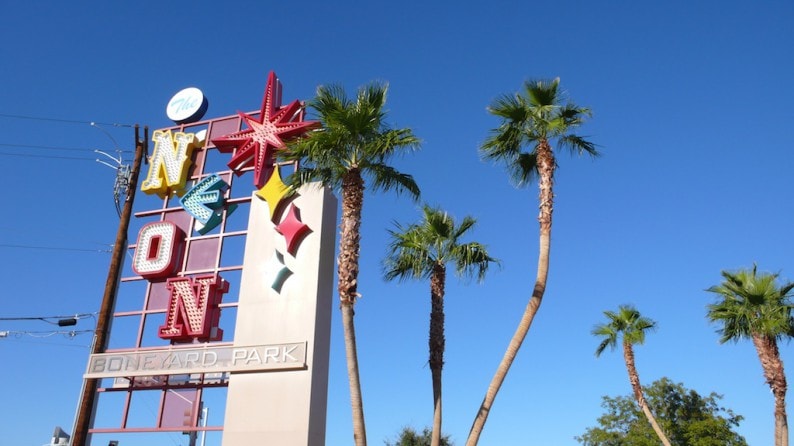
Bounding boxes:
85 342 307 379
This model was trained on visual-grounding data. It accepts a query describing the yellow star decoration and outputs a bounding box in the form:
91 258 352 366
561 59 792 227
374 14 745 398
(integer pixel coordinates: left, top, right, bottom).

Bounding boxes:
255 167 293 222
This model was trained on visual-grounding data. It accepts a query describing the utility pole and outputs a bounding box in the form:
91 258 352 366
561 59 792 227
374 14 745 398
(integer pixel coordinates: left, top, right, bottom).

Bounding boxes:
71 125 147 446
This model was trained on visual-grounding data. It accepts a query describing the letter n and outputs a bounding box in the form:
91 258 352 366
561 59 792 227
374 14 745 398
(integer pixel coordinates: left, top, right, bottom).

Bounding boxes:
141 129 197 198
159 274 227 343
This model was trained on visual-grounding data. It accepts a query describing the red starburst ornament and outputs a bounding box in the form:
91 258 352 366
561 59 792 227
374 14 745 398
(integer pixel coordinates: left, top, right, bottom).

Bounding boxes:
212 71 319 189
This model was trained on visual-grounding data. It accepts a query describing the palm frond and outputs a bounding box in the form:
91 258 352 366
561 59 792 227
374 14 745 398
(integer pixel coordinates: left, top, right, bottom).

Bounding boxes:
481 123 524 161
524 78 560 107
506 152 540 187
452 242 500 283
558 134 599 157
593 323 618 357
358 82 388 114
557 103 592 127
487 93 527 121
283 166 341 191
367 163 420 201
371 128 421 158
383 222 434 282
312 84 350 123
452 216 478 241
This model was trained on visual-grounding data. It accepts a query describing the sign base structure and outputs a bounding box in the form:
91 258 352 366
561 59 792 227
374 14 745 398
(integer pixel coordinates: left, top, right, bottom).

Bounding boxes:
222 186 336 445
83 184 336 445
80 76 335 445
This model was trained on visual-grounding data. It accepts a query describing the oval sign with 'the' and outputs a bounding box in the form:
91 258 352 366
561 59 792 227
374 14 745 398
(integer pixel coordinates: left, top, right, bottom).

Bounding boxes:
166 87 209 124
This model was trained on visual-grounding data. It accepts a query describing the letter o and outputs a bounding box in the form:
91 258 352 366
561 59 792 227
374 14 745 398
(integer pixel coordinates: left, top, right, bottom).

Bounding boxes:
132 221 185 279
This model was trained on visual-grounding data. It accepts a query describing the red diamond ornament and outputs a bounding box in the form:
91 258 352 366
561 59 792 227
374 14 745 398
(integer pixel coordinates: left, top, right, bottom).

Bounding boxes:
275 204 311 256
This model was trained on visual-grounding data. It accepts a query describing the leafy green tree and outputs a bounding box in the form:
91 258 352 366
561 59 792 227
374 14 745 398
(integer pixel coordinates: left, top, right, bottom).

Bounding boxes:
468 78 597 445
577 378 748 446
281 83 420 446
593 305 672 446
386 426 454 446
384 205 498 446
707 265 794 446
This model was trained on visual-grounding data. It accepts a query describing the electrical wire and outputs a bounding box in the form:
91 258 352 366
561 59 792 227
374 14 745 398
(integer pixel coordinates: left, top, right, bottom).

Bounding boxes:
0 114 135 162
0 336 93 348
0 312 97 324
0 151 97 161
0 329 93 338
0 142 132 153
0 243 111 253
0 314 97 348
0 112 133 128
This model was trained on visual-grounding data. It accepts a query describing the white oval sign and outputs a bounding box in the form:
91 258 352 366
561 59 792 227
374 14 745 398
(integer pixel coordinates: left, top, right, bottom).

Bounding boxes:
166 87 208 124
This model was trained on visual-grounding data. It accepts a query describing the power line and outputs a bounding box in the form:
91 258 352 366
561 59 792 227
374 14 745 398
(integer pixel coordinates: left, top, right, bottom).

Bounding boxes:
0 151 97 161
0 112 134 128
0 142 133 154
0 336 92 349
0 329 94 339
0 243 112 253
0 313 97 323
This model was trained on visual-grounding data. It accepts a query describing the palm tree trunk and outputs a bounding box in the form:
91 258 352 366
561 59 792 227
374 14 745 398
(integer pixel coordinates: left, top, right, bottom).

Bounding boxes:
429 265 446 446
753 334 789 446
623 342 672 446
466 141 555 446
340 170 367 446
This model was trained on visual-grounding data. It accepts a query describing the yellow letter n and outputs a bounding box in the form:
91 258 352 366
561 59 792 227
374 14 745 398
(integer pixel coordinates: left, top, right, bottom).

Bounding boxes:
141 129 197 198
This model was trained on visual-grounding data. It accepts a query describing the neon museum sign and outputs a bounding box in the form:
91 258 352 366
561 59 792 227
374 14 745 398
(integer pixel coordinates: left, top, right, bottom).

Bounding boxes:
86 72 321 377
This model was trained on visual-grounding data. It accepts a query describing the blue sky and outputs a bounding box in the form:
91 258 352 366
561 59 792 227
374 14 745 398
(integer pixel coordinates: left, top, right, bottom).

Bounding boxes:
1 1 793 445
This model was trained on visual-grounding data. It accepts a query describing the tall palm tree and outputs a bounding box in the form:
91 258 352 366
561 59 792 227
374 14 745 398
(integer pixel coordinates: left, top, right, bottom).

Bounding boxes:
467 78 597 445
384 205 498 446
281 83 420 446
707 265 794 446
593 305 672 446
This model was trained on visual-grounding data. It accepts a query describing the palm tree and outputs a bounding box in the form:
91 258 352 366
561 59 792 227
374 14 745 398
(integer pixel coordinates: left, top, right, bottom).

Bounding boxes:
707 265 794 446
593 305 672 446
384 205 498 446
281 82 420 446
467 78 597 445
